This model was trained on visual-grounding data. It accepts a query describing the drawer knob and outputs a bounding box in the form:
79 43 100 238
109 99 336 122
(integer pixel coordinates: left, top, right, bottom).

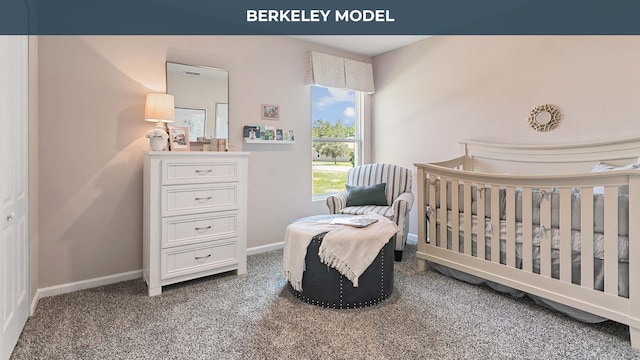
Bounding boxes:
195 169 212 174
195 226 212 231
195 196 212 201
195 254 212 260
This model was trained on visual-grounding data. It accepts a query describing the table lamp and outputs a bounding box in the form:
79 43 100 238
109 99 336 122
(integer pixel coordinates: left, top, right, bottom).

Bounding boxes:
145 93 174 151
145 93 175 129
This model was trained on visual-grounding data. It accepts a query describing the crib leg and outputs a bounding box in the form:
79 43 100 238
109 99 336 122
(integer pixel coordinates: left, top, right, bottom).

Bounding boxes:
417 258 427 272
631 326 640 349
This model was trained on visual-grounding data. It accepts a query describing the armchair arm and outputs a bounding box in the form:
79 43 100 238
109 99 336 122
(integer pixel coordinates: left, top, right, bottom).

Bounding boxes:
326 191 348 214
391 191 415 251
392 192 414 216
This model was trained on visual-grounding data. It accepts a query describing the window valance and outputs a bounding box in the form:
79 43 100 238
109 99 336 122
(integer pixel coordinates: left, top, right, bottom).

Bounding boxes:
305 51 375 94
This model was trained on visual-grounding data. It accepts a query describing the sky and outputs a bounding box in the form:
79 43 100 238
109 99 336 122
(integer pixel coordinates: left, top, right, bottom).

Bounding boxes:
311 86 355 126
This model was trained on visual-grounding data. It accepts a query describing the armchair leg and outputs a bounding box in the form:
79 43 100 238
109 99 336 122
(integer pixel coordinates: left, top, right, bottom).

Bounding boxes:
394 250 403 262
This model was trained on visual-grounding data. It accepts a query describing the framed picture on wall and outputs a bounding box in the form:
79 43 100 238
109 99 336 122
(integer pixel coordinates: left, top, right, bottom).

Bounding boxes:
261 104 280 120
174 107 206 142
167 126 191 151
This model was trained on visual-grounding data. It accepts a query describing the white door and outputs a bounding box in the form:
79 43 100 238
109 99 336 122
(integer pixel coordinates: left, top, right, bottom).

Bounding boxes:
0 35 29 360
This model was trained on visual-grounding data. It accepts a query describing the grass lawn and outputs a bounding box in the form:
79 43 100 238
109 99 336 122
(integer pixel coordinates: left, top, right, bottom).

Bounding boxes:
312 161 353 167
312 170 346 195
312 161 352 195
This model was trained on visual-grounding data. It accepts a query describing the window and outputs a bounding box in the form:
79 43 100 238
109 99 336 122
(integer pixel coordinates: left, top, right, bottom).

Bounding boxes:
311 85 364 200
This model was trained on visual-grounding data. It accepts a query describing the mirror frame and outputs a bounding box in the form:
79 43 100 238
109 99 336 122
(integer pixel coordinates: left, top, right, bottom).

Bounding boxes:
528 104 561 132
165 61 229 143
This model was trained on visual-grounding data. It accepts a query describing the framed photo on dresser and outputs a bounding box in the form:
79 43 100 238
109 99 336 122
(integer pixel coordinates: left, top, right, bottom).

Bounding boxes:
167 126 190 151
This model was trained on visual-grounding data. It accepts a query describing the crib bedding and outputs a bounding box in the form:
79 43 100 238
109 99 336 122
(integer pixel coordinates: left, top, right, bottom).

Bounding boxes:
428 261 610 323
433 209 630 298
434 181 630 236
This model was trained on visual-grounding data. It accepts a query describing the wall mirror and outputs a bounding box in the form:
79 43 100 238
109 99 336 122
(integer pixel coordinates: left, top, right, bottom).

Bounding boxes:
166 62 229 142
528 104 561 132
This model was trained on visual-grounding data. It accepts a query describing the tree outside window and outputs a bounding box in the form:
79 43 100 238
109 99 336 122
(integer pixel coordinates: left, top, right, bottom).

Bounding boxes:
311 86 362 199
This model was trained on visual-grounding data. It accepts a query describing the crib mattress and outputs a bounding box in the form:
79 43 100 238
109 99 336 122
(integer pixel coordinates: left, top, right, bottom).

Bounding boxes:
435 182 630 236
434 209 629 260
433 209 630 298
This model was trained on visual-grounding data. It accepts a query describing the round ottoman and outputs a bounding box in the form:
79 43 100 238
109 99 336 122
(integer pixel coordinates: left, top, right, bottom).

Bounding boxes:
288 215 394 309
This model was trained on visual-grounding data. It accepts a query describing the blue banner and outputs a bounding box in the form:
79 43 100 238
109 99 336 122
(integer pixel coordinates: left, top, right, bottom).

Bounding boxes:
1 0 640 35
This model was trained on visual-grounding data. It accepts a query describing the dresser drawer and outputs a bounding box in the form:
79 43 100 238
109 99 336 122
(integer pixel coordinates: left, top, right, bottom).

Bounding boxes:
162 212 238 248
162 159 238 185
162 183 238 217
161 240 237 280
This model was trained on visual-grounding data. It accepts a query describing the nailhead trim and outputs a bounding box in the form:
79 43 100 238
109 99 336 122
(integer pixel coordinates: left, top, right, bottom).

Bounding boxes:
289 283 393 309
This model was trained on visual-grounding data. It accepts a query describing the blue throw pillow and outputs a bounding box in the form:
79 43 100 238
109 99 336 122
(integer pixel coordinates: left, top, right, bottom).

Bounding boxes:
346 183 388 207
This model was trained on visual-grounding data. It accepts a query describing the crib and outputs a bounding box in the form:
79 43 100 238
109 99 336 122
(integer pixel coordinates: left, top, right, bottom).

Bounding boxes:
415 137 640 349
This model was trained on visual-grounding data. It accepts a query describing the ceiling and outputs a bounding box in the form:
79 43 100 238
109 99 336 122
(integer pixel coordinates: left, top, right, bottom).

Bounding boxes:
291 35 430 57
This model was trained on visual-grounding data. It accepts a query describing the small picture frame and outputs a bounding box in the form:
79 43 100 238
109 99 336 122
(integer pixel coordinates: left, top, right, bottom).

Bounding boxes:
275 129 283 141
261 104 280 120
167 126 190 151
243 125 261 140
264 125 276 140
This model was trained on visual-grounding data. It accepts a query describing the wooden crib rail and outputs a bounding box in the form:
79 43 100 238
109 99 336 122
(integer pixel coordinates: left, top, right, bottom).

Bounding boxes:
415 160 639 188
414 159 640 349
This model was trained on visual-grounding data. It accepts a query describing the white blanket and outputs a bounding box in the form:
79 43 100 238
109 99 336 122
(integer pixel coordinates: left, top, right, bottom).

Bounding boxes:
282 219 334 291
318 213 399 288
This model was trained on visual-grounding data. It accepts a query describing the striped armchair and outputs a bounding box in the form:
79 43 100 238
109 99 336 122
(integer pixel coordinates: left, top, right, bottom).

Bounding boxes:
326 163 414 261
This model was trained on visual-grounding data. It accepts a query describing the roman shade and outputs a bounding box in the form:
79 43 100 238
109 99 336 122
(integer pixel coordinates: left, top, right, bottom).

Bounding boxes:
305 51 375 93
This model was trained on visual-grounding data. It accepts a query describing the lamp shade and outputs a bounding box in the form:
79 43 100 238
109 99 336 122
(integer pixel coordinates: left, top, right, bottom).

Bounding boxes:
145 93 175 123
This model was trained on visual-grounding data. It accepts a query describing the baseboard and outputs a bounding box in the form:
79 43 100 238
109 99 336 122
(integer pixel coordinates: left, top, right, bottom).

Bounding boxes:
31 270 142 314
30 244 284 314
30 289 40 316
247 241 284 255
407 233 418 245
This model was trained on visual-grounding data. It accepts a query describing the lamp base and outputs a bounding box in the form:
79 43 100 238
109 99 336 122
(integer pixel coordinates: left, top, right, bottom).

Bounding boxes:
149 136 167 151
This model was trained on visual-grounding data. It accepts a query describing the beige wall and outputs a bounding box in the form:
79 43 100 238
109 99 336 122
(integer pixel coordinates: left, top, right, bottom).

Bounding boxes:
372 36 640 236
37 36 372 288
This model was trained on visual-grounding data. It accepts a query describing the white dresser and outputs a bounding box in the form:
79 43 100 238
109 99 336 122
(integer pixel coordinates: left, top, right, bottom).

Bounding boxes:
143 151 249 296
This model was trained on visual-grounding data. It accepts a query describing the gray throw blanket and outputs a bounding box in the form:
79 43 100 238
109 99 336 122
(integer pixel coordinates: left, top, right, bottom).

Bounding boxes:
318 213 399 287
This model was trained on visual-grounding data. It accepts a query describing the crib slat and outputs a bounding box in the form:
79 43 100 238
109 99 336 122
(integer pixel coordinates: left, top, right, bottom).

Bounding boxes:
417 169 427 272
559 188 572 283
440 177 448 249
580 187 594 290
540 188 552 278
463 182 472 255
477 184 486 260
420 171 427 245
628 176 640 336
491 185 500 263
428 176 437 247
522 187 533 273
604 186 618 296
451 180 459 253
506 186 516 268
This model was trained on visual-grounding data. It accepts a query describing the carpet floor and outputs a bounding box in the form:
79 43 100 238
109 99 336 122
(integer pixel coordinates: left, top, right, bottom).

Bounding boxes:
10 244 640 360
